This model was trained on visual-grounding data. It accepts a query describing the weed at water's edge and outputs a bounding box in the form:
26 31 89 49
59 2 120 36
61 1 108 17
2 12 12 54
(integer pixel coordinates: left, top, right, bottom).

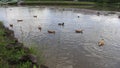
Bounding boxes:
0 21 44 68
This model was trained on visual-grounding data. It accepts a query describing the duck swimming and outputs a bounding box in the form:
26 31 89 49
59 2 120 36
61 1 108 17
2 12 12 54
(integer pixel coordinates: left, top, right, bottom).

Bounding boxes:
10 24 13 28
118 16 120 18
38 27 42 31
48 30 55 34
17 20 23 22
58 22 64 26
98 39 105 46
33 16 37 18
97 12 100 16
75 29 83 33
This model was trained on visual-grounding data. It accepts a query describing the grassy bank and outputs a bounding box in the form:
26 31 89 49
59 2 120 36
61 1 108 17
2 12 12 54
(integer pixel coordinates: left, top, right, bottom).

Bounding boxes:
8 1 96 9
9 1 95 6
92 2 120 11
0 22 43 68
8 1 120 11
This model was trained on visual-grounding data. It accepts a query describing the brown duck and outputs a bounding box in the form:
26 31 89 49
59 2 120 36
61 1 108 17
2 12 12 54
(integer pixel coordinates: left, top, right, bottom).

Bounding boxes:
75 29 83 33
33 16 37 18
98 39 105 46
48 30 55 34
17 20 23 22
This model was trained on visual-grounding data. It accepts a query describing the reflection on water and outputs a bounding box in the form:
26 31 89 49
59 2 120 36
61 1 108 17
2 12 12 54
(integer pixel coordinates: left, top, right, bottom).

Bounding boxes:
0 6 120 68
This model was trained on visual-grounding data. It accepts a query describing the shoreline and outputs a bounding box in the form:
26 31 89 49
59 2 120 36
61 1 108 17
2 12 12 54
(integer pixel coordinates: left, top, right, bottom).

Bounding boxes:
1 5 120 15
0 22 48 68
8 1 95 6
3 1 119 11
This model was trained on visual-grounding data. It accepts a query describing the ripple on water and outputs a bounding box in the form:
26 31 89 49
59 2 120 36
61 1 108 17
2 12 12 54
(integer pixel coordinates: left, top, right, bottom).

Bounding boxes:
1 6 120 68
83 41 120 60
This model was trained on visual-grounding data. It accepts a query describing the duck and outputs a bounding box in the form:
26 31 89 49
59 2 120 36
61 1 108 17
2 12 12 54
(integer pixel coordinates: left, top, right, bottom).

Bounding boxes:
17 19 23 22
9 24 13 28
48 30 55 34
75 29 83 33
97 12 100 16
118 16 120 18
98 39 104 46
38 27 42 31
58 22 64 26
10 9 12 11
33 16 37 18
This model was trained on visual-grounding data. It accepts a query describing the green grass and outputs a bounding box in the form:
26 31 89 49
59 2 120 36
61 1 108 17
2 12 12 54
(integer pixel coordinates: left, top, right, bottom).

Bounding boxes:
0 21 40 68
9 1 95 6
8 1 119 11
26 1 94 5
24 1 95 4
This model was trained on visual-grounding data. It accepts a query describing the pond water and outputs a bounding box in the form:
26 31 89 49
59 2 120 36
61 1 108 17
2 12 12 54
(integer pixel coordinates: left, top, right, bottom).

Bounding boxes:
0 6 120 68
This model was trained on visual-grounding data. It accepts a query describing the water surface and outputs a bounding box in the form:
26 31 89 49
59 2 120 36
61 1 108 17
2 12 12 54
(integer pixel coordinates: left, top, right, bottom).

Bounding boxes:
0 6 120 68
